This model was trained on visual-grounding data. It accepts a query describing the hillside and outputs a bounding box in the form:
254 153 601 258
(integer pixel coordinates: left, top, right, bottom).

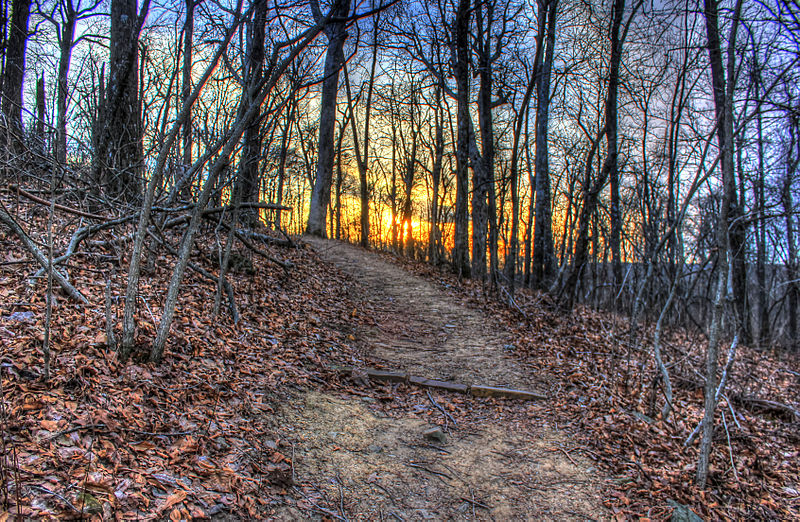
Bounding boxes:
0 192 799 520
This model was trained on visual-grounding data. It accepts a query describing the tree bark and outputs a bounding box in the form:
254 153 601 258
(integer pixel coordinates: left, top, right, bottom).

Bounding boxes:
451 0 471 277
471 0 493 282
236 0 267 227
531 0 558 290
1 0 31 142
697 0 743 489
306 0 352 237
604 0 625 295
93 0 149 202
180 0 195 199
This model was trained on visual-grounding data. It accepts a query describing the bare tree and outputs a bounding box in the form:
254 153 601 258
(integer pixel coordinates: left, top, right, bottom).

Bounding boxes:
92 0 150 201
696 0 744 489
531 0 558 289
1 0 31 143
306 0 353 237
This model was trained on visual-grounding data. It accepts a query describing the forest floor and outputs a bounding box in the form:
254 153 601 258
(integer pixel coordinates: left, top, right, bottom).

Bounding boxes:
277 237 605 520
1 191 798 520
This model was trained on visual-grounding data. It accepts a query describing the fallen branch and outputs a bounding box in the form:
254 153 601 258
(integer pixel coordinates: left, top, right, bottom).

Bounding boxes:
45 422 196 442
233 227 294 248
0 203 89 304
675 373 799 423
554 446 578 467
738 397 799 420
34 214 137 278
460 496 490 510
10 185 107 220
233 230 294 271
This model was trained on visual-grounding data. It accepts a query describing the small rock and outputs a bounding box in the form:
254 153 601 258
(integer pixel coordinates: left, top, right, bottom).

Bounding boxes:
4 311 34 323
77 492 102 514
264 440 278 451
630 411 655 424
423 427 446 444
667 499 703 522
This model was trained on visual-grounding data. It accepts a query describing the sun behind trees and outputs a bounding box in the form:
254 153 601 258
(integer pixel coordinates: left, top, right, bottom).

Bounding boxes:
0 0 799 517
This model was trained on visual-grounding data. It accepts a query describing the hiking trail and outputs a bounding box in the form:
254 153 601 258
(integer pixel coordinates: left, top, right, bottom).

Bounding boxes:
277 238 607 520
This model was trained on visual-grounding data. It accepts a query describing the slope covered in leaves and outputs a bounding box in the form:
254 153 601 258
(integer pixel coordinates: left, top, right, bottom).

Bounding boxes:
386 253 800 520
2 188 799 520
0 195 362 519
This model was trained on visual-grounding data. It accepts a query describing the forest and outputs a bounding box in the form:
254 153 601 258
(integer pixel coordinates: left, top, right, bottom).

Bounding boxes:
0 0 799 519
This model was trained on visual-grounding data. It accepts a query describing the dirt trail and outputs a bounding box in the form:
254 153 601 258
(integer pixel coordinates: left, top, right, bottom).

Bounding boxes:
278 238 607 520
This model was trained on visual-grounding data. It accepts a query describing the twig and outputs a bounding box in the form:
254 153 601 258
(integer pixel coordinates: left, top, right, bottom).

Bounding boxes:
291 443 296 485
45 423 196 441
335 473 349 522
28 484 80 513
43 196 54 381
292 486 347 521
77 432 96 517
233 229 294 270
721 410 739 482
405 462 451 480
722 393 742 429
420 443 450 454
426 390 458 428
555 446 578 466
105 273 117 350
461 494 490 511
499 284 528 319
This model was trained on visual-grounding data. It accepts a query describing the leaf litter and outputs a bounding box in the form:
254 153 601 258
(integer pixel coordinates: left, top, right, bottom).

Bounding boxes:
0 194 797 520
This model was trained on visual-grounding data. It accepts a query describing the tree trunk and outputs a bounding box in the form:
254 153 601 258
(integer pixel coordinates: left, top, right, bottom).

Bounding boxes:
306 0 352 237
451 0 471 277
560 128 605 306
754 64 769 347
505 75 534 292
236 0 267 227
531 0 558 290
55 0 76 164
360 11 380 247
180 0 195 198
471 0 493 282
120 2 247 358
402 115 419 259
1 0 31 142
697 0 743 488
783 177 797 342
94 0 148 201
275 94 296 229
35 73 45 148
342 12 378 249
523 119 535 287
429 84 444 264
604 0 625 295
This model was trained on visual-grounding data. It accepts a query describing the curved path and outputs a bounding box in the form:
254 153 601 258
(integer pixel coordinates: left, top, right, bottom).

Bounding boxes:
277 238 606 520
